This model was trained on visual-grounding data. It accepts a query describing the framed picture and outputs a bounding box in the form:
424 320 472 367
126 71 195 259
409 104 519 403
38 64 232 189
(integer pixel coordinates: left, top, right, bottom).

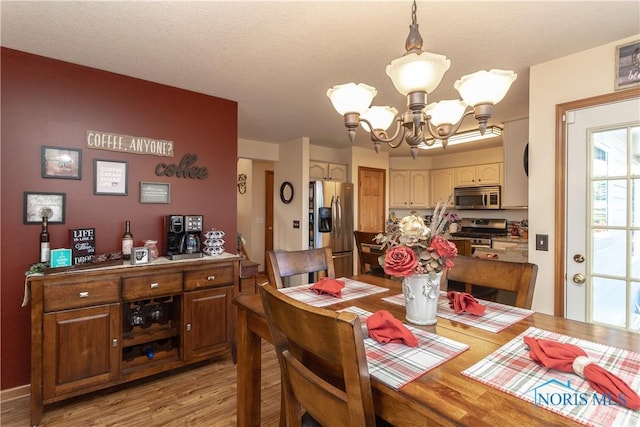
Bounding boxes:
41 146 82 179
140 181 171 204
24 192 66 224
614 40 640 90
94 159 128 195
131 246 150 265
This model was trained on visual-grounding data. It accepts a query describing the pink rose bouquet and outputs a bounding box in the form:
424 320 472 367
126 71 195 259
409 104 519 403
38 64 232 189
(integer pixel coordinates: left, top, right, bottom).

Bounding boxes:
375 195 458 278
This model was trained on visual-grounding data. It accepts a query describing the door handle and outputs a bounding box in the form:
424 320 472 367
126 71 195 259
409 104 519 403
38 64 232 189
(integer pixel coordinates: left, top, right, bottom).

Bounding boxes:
572 273 586 284
336 196 342 237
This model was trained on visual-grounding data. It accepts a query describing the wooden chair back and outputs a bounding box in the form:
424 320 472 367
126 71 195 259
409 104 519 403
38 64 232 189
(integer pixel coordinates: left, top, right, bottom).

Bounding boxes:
450 238 472 256
444 255 538 309
259 283 377 427
266 248 335 289
353 231 385 276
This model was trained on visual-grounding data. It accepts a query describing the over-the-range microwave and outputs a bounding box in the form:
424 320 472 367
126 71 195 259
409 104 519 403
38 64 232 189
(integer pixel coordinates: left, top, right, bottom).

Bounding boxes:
454 185 501 210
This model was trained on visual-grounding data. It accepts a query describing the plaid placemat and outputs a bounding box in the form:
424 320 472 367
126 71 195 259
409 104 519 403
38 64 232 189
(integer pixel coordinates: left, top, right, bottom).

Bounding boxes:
382 292 534 333
279 278 388 307
344 306 469 390
462 326 640 427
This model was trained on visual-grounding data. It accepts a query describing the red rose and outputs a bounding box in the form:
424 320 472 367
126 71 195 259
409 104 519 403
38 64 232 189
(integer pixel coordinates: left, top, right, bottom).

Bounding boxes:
384 246 418 277
429 235 457 258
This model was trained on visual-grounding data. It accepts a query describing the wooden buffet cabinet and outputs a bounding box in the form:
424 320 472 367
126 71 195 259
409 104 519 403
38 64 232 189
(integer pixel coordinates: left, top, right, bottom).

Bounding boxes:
28 254 240 426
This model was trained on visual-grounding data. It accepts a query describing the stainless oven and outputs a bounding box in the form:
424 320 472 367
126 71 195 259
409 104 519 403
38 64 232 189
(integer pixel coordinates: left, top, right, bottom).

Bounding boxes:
454 186 501 210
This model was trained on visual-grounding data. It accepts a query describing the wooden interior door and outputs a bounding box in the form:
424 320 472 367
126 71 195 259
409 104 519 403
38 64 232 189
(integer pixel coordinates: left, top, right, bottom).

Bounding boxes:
265 170 274 268
357 167 385 232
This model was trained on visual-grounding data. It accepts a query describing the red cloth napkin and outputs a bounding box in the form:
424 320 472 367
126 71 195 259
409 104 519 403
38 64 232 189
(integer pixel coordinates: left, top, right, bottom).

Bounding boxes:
365 310 418 347
447 291 486 316
308 277 345 298
524 336 640 410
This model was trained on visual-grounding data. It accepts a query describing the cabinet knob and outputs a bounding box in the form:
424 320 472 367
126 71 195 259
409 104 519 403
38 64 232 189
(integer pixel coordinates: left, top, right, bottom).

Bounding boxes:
112 339 118 348
79 291 89 298
186 323 192 332
150 282 159 289
207 275 215 281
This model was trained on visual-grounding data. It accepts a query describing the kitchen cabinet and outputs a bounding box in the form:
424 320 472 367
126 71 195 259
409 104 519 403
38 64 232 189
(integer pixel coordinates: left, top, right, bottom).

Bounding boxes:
389 170 429 209
309 160 347 181
454 163 502 187
502 118 529 208
429 168 455 207
29 255 239 426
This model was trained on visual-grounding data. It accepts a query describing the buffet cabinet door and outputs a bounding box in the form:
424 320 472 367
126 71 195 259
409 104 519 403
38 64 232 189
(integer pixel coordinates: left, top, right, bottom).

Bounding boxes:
182 287 232 361
43 303 120 399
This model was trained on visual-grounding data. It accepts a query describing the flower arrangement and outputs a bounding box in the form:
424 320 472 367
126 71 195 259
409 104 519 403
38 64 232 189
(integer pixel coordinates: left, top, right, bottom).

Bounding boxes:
375 196 458 278
446 212 460 224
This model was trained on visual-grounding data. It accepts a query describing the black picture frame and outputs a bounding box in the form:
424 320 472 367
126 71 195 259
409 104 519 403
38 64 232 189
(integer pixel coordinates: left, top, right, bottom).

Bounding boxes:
139 181 171 204
280 181 294 204
24 191 66 224
94 159 128 195
41 146 82 179
614 40 640 90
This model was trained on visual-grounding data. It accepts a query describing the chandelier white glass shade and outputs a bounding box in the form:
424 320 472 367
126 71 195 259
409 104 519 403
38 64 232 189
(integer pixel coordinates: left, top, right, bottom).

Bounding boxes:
419 125 503 150
327 0 517 158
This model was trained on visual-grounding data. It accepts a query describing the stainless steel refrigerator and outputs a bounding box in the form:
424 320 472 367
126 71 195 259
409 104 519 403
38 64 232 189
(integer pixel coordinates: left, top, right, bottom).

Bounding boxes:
309 180 354 279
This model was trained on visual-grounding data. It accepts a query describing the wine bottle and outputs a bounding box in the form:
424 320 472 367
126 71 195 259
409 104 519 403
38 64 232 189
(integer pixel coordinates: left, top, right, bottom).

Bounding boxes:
39 216 50 263
122 220 133 261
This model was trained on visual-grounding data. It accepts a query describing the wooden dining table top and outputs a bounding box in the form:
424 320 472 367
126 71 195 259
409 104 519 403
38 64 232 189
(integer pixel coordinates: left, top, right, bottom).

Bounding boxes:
234 274 640 427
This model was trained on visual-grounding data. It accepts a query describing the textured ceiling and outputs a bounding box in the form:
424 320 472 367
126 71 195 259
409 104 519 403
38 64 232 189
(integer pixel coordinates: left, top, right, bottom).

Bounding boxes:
2 1 639 157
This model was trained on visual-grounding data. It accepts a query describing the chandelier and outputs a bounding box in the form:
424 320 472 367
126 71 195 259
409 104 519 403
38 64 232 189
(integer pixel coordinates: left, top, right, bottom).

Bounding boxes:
326 0 517 159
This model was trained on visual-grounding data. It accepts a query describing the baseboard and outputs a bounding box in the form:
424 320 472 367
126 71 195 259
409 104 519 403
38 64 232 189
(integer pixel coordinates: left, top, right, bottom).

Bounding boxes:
1 384 30 402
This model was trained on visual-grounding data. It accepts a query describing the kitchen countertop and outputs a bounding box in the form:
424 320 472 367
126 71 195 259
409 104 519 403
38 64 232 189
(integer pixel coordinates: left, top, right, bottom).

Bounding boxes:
492 235 528 244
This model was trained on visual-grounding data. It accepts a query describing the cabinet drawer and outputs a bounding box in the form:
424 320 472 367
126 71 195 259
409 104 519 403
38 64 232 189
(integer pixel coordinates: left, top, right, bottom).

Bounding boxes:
122 273 183 301
44 279 120 312
184 265 234 291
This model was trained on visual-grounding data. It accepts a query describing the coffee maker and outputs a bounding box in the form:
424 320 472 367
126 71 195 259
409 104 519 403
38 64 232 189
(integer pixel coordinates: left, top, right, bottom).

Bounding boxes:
164 215 203 260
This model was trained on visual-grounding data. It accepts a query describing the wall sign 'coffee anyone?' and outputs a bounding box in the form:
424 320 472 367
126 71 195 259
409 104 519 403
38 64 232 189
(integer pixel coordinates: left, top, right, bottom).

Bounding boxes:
156 153 208 179
86 130 174 157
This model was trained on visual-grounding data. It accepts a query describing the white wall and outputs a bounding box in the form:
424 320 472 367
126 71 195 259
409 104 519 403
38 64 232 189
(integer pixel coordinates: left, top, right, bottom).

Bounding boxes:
237 158 253 256
273 137 309 252
528 34 639 314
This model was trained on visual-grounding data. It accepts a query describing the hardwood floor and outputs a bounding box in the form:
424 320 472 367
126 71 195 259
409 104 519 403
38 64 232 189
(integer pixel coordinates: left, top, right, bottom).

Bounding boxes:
1 342 281 427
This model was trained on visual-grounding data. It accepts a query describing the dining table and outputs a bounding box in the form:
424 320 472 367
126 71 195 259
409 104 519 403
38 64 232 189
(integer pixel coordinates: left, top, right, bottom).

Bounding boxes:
234 274 640 427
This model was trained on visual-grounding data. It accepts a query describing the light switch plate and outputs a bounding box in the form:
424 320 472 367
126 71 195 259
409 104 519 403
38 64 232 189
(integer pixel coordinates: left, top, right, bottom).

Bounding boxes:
536 234 548 251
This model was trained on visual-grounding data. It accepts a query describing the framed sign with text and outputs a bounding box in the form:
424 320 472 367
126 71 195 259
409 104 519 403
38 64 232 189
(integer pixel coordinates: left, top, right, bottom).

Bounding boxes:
24 192 66 224
615 40 640 90
140 181 171 204
41 146 82 179
94 159 128 195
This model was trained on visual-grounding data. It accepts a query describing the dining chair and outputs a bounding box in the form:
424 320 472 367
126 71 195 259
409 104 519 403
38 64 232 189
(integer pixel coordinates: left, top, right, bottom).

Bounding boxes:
258 283 386 427
265 248 335 289
443 255 538 309
353 231 386 278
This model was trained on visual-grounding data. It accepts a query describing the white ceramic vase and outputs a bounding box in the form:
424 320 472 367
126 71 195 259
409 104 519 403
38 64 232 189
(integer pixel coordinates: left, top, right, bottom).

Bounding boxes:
402 272 442 325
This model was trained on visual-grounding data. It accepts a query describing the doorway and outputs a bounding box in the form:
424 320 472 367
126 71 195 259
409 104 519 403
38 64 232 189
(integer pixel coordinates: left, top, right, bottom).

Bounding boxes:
555 89 640 332
357 166 386 232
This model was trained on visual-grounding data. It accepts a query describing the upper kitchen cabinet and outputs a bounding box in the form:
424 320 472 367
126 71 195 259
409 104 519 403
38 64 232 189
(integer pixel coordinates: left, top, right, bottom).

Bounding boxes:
429 168 455 207
502 118 529 208
454 163 502 187
309 161 347 181
390 170 429 209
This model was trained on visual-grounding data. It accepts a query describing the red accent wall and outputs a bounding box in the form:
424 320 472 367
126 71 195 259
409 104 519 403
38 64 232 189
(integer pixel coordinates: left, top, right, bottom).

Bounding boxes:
0 48 238 390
